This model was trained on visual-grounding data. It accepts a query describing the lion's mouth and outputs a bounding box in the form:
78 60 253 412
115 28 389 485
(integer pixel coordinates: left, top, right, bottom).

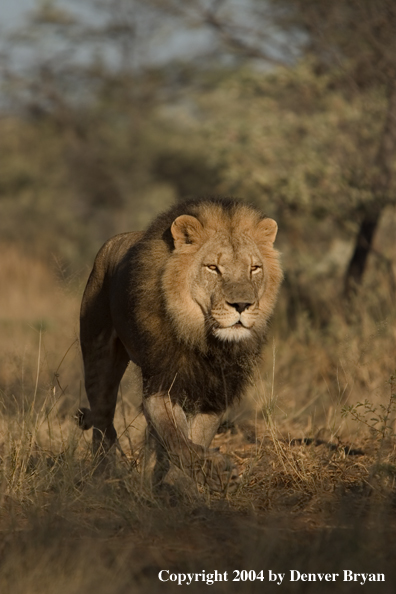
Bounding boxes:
214 320 251 331
233 318 255 329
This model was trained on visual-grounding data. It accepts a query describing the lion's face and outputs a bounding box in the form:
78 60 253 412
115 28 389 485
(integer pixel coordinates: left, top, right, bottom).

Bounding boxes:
192 232 267 342
161 202 282 350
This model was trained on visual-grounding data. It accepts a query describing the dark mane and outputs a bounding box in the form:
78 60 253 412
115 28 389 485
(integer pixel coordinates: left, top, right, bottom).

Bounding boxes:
128 197 269 414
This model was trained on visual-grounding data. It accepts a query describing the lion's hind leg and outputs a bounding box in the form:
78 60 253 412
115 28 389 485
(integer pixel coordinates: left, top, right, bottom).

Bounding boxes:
81 328 129 465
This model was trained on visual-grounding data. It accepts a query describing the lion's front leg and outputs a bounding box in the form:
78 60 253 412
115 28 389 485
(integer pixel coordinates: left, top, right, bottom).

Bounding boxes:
188 413 240 491
143 394 238 492
143 394 204 472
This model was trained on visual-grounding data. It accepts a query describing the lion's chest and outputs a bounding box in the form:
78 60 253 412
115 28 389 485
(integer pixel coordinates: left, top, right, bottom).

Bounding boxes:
142 347 253 414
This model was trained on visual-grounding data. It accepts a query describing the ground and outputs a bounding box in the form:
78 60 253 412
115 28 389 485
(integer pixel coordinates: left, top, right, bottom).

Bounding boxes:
1 411 396 593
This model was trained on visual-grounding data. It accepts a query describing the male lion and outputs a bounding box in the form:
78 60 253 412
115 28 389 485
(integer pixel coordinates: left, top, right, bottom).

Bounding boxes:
79 197 282 491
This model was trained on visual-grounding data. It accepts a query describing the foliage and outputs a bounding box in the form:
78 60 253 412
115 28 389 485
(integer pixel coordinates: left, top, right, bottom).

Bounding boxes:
342 373 396 442
269 0 396 87
168 62 387 216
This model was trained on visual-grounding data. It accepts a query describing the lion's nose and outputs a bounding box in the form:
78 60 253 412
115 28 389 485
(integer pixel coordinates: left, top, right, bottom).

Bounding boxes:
228 302 252 313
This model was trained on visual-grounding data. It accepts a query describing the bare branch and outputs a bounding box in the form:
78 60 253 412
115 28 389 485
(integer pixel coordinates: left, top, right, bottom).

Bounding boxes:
201 7 289 67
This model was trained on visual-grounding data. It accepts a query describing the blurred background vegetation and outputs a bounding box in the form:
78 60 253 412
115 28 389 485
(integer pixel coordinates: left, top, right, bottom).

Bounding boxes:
0 0 395 436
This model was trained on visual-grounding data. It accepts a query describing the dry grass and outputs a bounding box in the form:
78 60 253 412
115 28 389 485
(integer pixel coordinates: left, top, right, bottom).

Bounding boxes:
0 239 396 593
0 243 82 414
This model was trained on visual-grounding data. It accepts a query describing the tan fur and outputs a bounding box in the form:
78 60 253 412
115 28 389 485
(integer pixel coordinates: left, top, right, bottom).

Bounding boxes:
79 198 282 491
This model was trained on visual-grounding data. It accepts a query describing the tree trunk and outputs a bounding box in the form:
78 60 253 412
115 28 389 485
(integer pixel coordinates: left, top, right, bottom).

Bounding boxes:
344 75 396 297
343 207 382 296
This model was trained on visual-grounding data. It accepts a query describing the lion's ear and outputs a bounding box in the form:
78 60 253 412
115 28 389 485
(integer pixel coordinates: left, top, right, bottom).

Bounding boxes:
255 217 278 246
171 215 204 249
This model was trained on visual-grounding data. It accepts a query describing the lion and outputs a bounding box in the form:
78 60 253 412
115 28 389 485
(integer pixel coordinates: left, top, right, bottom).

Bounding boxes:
79 197 282 491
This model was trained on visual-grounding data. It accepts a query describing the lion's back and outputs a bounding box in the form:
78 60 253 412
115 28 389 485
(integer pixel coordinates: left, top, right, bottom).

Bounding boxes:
80 231 144 340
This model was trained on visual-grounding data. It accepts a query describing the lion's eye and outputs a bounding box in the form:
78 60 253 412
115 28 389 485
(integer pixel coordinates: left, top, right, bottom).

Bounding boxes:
251 265 262 274
206 264 219 273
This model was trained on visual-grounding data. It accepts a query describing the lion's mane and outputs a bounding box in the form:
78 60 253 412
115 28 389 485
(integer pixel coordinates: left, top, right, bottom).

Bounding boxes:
95 198 283 415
